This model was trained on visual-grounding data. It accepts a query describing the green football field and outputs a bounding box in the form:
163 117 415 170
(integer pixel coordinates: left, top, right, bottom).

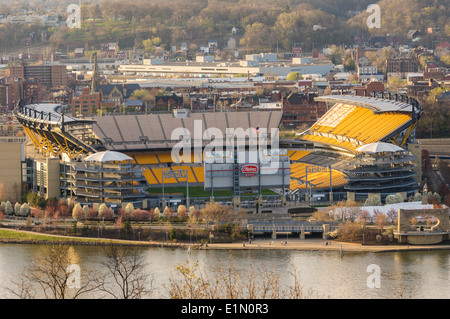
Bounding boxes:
146 186 279 198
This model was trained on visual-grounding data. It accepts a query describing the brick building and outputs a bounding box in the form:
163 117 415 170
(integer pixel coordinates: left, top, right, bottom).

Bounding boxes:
154 94 184 110
22 79 42 103
354 80 385 97
72 87 103 116
9 63 67 88
0 84 13 111
281 92 327 128
386 58 418 79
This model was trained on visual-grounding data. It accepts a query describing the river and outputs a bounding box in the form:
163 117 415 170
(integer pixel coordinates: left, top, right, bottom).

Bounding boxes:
0 244 449 299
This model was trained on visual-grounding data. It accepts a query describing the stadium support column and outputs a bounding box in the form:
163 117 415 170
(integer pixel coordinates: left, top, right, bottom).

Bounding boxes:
186 169 190 209
258 161 263 210
232 150 240 209
305 165 310 205
282 161 286 207
210 163 214 204
299 225 305 240
329 164 333 205
322 224 330 240
162 173 165 209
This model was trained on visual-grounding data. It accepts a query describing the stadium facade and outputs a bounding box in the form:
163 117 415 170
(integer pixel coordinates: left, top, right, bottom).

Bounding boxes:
13 92 423 209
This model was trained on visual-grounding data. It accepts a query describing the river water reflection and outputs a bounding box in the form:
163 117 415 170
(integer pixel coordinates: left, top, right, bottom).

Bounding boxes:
0 244 449 299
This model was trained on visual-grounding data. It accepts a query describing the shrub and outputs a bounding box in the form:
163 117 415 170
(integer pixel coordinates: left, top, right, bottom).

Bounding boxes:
131 209 151 221
99 204 114 219
72 203 85 220
154 207 161 219
394 193 404 203
164 206 174 220
31 207 44 218
385 195 396 204
364 194 381 206
177 205 188 220
414 192 422 201
19 203 30 217
14 202 21 215
125 203 134 216
88 206 99 218
4 201 13 216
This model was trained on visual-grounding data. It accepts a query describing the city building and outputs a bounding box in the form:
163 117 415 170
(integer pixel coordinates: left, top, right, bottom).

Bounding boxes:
100 42 119 58
0 84 13 111
33 157 61 199
22 79 42 104
386 58 418 79
71 87 103 117
353 80 385 97
154 94 184 110
280 92 327 128
0 137 27 202
357 64 384 82
9 63 67 88
97 84 140 105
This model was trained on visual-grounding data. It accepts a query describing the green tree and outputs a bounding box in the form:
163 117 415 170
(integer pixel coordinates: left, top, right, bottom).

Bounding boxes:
143 37 162 57
388 77 406 91
286 72 303 81
441 54 450 67
240 22 272 53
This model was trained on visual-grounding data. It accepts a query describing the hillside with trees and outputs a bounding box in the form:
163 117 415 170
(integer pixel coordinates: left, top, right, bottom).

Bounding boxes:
4 0 447 55
348 0 449 38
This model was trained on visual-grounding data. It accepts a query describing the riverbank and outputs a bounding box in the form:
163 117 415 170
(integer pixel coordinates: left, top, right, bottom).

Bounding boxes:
0 228 192 249
2 228 450 253
204 237 450 253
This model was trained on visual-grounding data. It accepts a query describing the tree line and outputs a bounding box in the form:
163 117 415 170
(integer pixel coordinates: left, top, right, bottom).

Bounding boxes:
5 0 448 55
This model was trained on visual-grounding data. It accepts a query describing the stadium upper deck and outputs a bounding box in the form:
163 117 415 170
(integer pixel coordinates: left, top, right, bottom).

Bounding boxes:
91 110 283 152
298 94 421 154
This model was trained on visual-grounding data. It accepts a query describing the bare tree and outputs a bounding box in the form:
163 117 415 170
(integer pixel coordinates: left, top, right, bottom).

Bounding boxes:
164 259 319 299
375 214 388 233
97 244 154 299
201 203 233 225
7 243 100 299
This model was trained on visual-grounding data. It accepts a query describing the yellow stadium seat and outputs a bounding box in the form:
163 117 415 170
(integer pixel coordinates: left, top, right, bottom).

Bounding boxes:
289 151 311 161
304 104 412 153
192 166 205 183
156 153 173 163
133 154 159 164
142 169 159 185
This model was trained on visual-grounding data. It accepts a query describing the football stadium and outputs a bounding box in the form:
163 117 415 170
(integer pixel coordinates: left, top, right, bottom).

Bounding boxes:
14 92 422 209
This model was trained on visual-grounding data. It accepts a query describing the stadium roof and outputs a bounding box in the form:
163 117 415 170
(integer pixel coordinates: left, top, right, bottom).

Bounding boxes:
91 110 283 151
83 150 133 163
356 142 404 154
315 95 414 113
18 103 92 125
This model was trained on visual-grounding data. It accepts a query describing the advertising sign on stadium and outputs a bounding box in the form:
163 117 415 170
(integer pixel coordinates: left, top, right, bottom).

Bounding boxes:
241 164 259 177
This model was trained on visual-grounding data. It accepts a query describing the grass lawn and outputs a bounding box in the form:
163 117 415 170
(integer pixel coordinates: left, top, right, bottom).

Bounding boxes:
0 228 147 245
146 186 280 198
0 228 85 242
